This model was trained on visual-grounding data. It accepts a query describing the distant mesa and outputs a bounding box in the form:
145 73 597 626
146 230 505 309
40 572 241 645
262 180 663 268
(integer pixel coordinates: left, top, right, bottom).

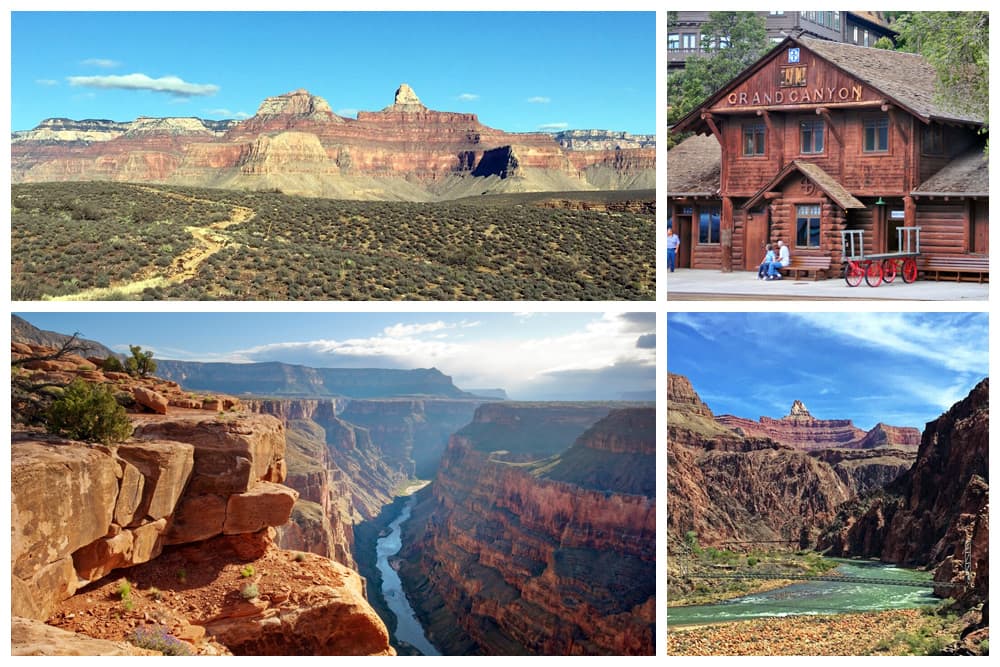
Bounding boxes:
11 83 655 200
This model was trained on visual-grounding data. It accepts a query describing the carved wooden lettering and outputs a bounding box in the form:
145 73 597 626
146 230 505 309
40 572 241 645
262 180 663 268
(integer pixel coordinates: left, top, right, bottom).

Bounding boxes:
779 66 807 87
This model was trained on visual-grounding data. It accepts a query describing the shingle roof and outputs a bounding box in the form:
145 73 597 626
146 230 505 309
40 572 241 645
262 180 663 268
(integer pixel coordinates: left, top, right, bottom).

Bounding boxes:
912 146 988 196
667 134 721 197
799 37 984 124
743 160 865 211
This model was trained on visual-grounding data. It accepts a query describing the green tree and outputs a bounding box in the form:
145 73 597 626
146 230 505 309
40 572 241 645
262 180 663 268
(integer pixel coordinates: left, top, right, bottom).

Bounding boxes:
893 12 988 140
46 378 133 444
101 355 125 372
668 12 769 147
125 345 157 378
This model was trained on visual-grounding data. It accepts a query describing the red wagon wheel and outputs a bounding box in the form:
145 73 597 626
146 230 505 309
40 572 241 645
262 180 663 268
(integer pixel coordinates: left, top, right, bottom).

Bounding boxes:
865 259 883 287
844 261 864 287
902 257 918 283
882 258 897 283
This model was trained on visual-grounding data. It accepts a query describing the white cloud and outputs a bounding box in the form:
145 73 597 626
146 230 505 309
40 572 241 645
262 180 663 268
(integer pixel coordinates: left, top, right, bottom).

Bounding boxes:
537 122 569 131
790 312 988 374
205 108 250 119
81 58 121 68
68 73 219 97
526 96 550 104
213 312 655 399
457 93 479 102
35 79 58 86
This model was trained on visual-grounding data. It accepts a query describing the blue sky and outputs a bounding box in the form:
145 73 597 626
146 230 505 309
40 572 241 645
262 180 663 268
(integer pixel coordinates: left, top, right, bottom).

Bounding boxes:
16 312 656 401
668 312 988 430
11 11 654 133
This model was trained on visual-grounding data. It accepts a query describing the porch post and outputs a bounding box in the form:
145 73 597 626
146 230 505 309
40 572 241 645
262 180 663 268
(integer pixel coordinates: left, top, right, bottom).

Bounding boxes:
721 196 734 272
904 195 916 228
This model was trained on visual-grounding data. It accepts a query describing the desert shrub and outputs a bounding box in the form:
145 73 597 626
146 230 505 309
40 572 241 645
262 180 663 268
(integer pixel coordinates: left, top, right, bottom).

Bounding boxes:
129 625 195 656
240 583 259 600
45 379 133 444
125 345 157 378
101 355 125 372
239 564 255 578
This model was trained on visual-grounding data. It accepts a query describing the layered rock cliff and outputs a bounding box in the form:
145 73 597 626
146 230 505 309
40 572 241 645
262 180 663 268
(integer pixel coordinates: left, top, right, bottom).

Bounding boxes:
398 404 655 655
716 400 920 451
12 86 654 200
10 343 395 655
819 379 989 605
667 373 915 546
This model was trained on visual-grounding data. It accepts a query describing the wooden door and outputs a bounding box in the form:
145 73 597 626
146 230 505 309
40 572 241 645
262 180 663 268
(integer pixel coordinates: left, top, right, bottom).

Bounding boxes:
744 208 769 270
972 201 988 253
675 215 693 267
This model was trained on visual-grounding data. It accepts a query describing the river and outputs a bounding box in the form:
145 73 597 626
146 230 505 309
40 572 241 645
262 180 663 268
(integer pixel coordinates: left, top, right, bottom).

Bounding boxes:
375 497 441 656
668 559 938 627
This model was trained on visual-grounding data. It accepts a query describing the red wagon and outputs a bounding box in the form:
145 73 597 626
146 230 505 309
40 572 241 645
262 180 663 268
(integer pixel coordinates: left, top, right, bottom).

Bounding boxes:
841 227 921 287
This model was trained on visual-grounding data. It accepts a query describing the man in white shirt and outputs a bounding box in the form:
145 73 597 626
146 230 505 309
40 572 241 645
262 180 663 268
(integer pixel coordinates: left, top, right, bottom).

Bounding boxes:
766 240 790 280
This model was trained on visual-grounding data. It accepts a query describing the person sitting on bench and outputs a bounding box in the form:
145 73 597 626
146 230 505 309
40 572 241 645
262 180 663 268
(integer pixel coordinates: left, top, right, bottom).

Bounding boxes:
766 240 790 280
757 243 775 280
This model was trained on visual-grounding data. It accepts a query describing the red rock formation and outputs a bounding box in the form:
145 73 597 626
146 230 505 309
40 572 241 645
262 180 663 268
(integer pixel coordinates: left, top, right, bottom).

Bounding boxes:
12 86 654 199
667 373 915 547
820 378 989 605
716 400 919 451
400 406 654 655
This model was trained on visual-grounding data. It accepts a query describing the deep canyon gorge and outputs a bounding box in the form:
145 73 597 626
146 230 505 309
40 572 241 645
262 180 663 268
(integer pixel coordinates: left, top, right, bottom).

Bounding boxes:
10 317 655 655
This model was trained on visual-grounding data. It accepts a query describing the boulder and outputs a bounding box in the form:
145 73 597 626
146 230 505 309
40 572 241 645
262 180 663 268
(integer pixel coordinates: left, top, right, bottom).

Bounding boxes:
12 617 159 656
224 483 299 534
132 386 169 414
116 440 195 522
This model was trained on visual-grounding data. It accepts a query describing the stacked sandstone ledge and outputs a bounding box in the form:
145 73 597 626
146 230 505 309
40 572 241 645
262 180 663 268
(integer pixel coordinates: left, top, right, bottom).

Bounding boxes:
10 342 393 656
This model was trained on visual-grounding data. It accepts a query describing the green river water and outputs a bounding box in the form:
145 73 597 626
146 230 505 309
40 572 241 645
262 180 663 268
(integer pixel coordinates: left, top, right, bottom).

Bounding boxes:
668 559 939 626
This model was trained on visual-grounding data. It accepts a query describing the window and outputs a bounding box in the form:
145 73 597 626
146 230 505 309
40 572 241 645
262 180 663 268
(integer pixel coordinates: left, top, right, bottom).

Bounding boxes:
698 207 721 244
770 11 785 15
923 125 945 155
853 26 859 43
681 33 698 50
832 12 840 30
863 118 889 152
668 33 680 50
800 120 824 154
796 204 821 247
743 122 766 156
863 30 870 47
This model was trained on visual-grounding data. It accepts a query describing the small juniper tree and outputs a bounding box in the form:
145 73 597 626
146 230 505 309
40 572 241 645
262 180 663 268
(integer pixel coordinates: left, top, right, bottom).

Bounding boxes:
46 378 133 444
125 345 157 378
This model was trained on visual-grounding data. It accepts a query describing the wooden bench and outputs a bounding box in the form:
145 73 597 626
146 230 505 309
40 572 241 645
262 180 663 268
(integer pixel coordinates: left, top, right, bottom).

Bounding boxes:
775 256 833 280
918 254 989 283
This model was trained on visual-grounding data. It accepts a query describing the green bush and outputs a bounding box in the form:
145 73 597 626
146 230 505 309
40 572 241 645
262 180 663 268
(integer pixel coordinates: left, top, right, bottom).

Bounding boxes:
240 583 259 600
101 355 125 372
240 564 255 578
125 345 157 378
46 379 133 443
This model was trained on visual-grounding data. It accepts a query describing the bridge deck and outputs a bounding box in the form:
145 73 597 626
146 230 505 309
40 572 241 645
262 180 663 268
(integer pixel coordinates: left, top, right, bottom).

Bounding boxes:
685 572 963 589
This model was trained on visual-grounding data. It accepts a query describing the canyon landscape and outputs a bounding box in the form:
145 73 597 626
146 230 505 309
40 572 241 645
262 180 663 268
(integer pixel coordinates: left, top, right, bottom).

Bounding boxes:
10 313 656 656
667 372 988 655
11 84 654 301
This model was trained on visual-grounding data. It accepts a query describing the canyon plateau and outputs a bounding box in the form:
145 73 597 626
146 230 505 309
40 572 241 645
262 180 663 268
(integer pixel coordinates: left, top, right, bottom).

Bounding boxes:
11 85 655 201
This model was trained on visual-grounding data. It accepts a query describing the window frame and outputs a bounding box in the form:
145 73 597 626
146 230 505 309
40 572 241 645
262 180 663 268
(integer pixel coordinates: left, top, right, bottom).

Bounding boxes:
795 203 822 248
742 122 767 157
862 117 890 153
697 206 722 245
799 119 825 155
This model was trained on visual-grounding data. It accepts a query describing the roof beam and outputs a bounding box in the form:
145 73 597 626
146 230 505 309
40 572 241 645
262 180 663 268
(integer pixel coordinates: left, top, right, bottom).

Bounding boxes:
711 100 887 115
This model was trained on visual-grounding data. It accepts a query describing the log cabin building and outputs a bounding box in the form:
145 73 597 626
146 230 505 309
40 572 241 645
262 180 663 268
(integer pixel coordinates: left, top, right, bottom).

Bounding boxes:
667 36 988 277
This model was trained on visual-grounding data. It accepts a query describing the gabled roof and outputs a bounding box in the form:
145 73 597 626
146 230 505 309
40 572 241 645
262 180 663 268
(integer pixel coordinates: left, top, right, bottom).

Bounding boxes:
743 160 866 211
912 145 989 197
666 133 721 197
672 35 984 134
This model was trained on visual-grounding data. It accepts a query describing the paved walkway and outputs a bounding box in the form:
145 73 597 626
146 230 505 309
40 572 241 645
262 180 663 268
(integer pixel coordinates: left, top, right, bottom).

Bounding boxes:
666 269 988 301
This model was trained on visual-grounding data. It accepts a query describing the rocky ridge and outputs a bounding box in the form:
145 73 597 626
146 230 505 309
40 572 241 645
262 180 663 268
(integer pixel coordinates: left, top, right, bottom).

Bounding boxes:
716 399 920 451
10 342 394 655
819 378 989 605
666 373 916 546
399 404 655 655
12 85 654 200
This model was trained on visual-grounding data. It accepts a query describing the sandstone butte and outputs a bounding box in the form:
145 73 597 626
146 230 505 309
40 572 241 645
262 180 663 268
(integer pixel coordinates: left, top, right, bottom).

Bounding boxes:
11 342 395 656
399 404 656 656
11 84 655 200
